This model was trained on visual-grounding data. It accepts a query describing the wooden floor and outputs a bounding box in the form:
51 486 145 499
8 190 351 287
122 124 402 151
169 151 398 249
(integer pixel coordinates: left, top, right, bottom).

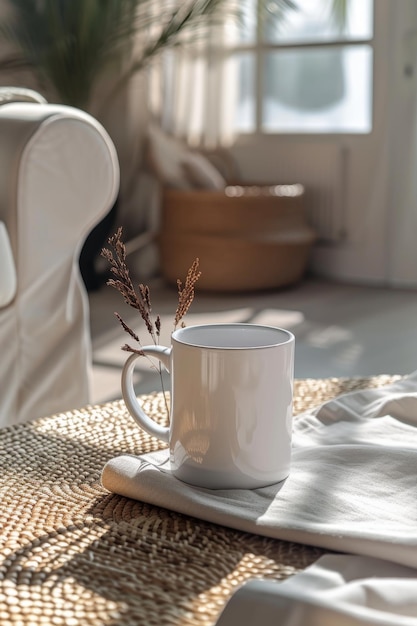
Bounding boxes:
88 276 417 405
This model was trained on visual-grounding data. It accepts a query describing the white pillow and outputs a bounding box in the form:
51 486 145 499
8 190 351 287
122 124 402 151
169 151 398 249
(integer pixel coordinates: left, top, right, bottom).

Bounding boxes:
147 124 226 190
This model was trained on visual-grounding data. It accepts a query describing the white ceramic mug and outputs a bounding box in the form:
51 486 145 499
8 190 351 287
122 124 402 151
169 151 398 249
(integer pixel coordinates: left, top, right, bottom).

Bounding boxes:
121 323 295 489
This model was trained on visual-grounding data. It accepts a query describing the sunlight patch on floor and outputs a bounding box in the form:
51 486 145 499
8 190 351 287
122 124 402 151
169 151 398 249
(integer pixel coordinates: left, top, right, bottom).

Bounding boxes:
305 324 353 348
249 309 305 329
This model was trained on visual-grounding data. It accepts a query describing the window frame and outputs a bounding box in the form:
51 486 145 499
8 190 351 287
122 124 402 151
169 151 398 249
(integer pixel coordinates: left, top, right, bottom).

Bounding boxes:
221 0 375 137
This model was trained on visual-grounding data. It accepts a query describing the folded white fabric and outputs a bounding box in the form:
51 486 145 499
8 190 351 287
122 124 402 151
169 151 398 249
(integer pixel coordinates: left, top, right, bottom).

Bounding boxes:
215 554 417 626
102 372 417 568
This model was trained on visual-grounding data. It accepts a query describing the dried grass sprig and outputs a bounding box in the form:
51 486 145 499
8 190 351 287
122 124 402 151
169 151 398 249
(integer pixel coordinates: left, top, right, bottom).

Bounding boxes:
174 258 201 329
121 344 145 356
102 227 157 341
101 228 201 416
115 312 140 343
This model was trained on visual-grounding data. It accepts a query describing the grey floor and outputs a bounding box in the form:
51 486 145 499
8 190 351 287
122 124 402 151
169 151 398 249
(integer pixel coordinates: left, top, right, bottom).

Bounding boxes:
89 276 417 405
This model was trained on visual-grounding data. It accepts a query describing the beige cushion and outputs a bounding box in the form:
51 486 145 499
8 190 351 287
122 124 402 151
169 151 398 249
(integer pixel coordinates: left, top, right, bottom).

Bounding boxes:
147 123 226 190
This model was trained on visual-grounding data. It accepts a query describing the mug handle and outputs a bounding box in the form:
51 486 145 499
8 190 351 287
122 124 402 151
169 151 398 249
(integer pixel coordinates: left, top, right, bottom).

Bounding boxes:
121 346 171 443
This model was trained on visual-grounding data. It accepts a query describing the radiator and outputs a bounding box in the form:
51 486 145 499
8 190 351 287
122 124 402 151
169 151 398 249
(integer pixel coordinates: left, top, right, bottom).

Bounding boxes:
271 141 348 244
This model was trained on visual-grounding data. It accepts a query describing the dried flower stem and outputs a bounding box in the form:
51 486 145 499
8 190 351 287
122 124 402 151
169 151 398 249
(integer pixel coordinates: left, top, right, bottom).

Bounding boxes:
101 227 201 419
174 258 201 330
101 227 158 342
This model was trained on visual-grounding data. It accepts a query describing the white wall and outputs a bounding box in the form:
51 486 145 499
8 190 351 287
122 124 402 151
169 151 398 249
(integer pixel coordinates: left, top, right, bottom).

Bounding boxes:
384 0 417 287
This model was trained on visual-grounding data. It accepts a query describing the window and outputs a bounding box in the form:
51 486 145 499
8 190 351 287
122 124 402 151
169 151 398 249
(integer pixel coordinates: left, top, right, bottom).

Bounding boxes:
222 0 374 134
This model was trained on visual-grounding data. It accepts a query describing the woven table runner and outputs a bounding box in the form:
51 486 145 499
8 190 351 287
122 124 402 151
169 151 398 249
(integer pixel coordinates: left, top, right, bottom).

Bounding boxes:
0 376 398 626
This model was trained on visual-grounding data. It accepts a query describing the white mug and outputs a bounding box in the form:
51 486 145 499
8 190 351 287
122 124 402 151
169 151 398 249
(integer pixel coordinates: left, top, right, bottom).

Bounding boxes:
121 323 295 489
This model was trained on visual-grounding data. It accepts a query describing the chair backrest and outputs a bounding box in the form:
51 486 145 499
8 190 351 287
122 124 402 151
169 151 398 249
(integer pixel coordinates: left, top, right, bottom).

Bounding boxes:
0 100 119 427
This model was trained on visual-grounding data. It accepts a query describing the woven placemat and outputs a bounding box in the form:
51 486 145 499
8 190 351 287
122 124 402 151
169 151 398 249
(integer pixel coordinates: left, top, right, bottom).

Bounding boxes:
0 375 399 625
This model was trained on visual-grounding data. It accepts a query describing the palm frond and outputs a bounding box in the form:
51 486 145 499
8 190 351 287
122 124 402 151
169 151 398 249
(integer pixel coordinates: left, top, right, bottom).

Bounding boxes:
257 0 299 33
328 0 349 32
0 0 238 110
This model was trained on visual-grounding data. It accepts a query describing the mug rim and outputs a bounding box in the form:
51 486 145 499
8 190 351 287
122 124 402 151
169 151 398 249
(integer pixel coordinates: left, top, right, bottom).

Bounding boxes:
171 323 294 350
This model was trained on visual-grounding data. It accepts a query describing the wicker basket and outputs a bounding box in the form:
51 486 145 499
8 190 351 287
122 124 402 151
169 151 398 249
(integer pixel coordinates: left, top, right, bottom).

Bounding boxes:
159 185 316 292
161 187 308 234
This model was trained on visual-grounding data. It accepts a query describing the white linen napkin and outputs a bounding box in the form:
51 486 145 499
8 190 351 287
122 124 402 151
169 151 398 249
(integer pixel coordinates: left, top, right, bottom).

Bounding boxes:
101 372 417 568
215 554 417 626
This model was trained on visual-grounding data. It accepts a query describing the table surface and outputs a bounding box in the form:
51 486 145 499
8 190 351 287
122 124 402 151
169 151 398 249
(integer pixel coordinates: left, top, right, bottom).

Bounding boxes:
0 375 397 626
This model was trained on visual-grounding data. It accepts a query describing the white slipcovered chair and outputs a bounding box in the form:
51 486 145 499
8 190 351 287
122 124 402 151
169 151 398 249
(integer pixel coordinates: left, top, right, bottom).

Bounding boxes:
0 96 119 427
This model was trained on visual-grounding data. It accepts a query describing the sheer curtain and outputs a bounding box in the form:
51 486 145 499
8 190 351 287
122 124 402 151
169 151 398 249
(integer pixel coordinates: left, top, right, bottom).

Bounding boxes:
147 13 239 148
